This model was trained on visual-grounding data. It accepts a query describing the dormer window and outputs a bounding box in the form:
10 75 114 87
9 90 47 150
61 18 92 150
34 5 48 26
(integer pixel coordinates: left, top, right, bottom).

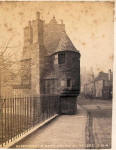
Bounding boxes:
58 52 65 64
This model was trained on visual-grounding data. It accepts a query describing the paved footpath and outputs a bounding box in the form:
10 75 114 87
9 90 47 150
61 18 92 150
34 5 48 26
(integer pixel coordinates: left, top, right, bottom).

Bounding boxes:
13 105 87 149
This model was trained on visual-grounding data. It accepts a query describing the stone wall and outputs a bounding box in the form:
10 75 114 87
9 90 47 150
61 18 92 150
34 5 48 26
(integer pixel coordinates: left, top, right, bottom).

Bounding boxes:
43 51 80 96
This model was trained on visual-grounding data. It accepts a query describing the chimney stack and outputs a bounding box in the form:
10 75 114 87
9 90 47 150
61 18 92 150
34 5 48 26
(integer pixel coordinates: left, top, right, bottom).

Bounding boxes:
36 11 40 20
28 21 31 27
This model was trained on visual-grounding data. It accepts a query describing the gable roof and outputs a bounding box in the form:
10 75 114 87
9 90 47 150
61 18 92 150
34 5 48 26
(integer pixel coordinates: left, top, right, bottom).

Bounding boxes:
43 28 61 55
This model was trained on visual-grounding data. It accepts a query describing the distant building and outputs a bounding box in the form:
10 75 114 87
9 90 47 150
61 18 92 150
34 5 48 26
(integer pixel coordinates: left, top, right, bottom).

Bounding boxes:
84 69 113 99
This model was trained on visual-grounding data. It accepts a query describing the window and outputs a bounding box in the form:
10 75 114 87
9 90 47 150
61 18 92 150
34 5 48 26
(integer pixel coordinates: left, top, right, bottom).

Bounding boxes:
67 79 71 87
61 80 65 87
58 53 65 64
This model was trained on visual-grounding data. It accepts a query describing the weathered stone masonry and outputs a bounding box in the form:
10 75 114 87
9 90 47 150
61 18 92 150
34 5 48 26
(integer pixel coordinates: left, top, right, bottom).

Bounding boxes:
14 12 80 98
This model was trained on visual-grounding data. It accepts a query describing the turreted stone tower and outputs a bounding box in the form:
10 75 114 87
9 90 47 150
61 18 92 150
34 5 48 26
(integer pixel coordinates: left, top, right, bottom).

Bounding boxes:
14 12 78 98
15 12 47 96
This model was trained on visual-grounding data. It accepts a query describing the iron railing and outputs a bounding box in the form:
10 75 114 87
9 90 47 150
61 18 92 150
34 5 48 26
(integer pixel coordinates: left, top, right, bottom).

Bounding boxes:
0 95 59 147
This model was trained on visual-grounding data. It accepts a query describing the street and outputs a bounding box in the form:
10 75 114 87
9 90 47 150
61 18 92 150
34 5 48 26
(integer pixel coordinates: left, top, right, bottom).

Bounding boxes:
12 98 112 149
78 98 112 149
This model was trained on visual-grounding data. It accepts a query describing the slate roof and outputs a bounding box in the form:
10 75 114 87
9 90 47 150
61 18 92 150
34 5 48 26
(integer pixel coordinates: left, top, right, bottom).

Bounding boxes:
56 32 77 53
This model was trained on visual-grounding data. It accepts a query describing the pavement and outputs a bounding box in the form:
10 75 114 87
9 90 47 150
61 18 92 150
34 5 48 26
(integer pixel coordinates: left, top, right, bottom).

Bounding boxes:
12 98 112 149
13 105 87 149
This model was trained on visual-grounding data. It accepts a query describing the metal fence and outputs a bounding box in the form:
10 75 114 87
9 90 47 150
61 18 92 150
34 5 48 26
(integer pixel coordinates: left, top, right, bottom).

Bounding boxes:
0 95 59 147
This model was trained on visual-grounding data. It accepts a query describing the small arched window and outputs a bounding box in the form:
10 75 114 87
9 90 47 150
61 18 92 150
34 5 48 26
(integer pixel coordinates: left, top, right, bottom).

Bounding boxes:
58 52 65 64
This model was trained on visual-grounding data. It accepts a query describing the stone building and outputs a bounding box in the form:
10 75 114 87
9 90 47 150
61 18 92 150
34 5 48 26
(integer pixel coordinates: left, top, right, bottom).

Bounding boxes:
84 70 113 99
13 12 80 98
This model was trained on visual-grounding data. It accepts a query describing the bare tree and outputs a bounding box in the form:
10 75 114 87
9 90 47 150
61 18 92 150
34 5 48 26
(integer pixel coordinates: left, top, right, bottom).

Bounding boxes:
0 37 20 97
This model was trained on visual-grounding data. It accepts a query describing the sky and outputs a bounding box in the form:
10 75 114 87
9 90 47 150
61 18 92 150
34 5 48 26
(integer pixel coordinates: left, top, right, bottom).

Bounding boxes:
0 1 114 75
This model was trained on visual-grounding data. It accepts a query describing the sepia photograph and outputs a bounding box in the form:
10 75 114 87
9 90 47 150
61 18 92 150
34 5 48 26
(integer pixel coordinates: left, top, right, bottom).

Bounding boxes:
0 1 114 149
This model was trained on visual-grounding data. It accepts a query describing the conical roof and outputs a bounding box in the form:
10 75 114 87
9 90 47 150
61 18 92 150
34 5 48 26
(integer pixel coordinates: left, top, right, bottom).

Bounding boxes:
56 31 78 53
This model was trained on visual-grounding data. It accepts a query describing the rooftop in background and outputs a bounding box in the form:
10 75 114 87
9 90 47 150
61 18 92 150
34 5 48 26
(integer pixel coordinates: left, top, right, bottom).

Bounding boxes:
95 72 109 81
95 70 113 81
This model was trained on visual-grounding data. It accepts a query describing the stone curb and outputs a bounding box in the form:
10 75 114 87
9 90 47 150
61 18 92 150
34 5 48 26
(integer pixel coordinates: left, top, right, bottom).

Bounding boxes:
1 114 59 149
